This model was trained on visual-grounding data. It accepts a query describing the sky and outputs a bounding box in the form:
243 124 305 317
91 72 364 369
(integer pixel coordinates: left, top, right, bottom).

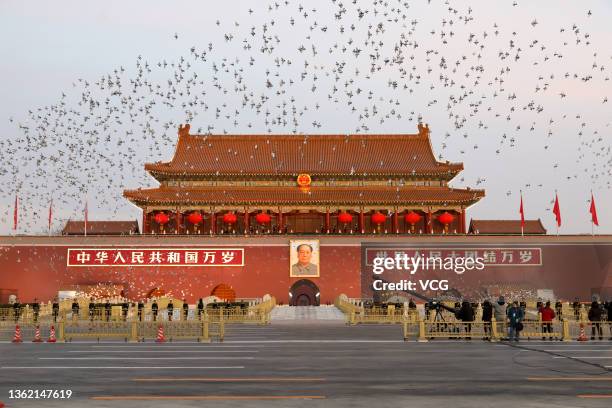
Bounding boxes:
0 0 610 235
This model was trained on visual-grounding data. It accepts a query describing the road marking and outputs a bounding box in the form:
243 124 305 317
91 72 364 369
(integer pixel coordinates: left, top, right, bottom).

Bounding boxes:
67 350 258 353
553 356 612 359
2 366 245 369
528 377 612 381
91 395 326 400
90 345 262 348
132 377 326 382
577 395 612 399
541 349 612 352
40 357 254 360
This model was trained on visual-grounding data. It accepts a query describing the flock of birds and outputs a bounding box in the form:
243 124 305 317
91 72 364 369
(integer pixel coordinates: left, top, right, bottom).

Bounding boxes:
1 0 610 235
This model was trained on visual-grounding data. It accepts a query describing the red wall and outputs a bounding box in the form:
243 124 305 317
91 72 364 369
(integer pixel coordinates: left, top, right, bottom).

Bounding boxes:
0 236 610 303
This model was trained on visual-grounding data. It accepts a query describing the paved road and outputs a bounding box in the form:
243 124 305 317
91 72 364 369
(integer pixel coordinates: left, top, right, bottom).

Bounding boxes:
0 323 611 407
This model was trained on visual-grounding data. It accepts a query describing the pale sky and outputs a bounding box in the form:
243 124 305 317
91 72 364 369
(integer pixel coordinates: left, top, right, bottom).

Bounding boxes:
0 0 610 234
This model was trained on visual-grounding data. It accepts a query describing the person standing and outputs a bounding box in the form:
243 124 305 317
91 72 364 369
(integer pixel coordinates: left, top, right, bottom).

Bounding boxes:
182 299 189 321
52 297 59 322
538 301 556 340
104 299 111 322
13 298 21 322
555 300 563 320
167 300 174 321
572 297 581 320
507 301 524 341
588 300 603 340
137 300 144 322
88 298 95 321
121 299 129 321
152 300 159 322
493 296 507 339
456 300 475 339
481 299 493 340
197 298 204 319
72 298 80 320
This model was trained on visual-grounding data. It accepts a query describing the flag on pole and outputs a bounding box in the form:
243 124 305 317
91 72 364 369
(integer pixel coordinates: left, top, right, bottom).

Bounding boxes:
590 192 599 226
519 191 525 236
552 192 561 228
84 198 88 236
13 194 18 231
48 198 53 233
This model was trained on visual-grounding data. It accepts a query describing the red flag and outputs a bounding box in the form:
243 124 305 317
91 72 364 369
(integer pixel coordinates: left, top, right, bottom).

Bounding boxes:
590 193 599 226
48 199 53 232
552 193 561 227
84 199 88 236
519 194 525 228
13 195 18 231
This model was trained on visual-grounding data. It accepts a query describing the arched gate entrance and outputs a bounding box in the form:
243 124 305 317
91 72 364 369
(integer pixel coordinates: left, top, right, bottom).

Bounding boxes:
289 279 320 306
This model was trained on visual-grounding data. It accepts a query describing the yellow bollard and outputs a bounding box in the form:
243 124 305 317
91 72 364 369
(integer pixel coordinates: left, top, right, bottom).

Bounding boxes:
58 320 65 343
561 319 571 342
201 317 210 343
490 317 499 342
418 319 428 342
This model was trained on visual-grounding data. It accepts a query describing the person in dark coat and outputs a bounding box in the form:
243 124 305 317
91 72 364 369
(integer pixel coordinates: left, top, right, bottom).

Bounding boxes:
72 298 80 320
121 300 129 321
197 298 204 318
507 301 524 341
182 299 189 321
555 300 563 320
456 300 475 339
52 298 60 322
137 300 144 321
152 300 159 321
167 300 174 321
88 298 95 321
481 300 493 340
588 301 603 340
13 299 21 322
572 297 581 320
104 300 112 322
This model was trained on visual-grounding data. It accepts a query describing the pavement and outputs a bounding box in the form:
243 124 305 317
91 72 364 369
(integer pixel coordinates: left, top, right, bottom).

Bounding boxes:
0 313 612 407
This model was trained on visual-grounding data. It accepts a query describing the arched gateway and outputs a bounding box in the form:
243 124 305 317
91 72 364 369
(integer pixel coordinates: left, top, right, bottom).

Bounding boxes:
289 279 320 306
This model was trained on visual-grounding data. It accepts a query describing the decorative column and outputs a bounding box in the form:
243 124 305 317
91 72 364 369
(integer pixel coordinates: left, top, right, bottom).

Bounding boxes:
277 209 283 234
325 208 330 233
359 208 365 234
142 210 149 234
393 208 399 234
176 210 182 234
244 209 250 234
460 209 466 234
426 209 433 234
211 211 217 234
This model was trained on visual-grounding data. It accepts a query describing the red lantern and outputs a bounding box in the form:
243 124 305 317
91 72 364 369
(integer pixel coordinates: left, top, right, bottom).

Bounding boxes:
371 212 386 225
255 212 271 224
404 211 422 225
154 212 169 225
222 212 237 224
437 212 455 225
338 211 353 224
187 212 203 225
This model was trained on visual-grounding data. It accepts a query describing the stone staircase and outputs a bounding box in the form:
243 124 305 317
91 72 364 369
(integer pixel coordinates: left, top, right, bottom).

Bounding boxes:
270 305 346 323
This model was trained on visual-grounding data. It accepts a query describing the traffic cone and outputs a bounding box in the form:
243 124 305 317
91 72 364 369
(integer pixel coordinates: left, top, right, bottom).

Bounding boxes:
32 325 43 343
577 323 588 341
155 325 165 343
47 325 57 343
12 325 23 343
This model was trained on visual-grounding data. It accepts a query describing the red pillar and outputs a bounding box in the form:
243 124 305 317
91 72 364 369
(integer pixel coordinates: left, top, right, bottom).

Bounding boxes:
325 209 330 233
176 210 182 234
244 210 250 234
211 212 217 234
277 210 283 233
427 210 433 234
460 209 466 234
359 208 365 234
142 211 148 234
393 210 399 233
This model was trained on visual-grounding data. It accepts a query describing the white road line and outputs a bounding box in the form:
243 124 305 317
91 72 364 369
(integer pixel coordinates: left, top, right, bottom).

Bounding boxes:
39 357 255 360
542 350 612 352
553 356 612 359
2 366 245 369
67 350 258 353
91 345 264 348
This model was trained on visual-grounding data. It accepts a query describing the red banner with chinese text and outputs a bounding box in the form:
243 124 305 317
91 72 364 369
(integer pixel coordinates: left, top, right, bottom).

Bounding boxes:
67 248 244 267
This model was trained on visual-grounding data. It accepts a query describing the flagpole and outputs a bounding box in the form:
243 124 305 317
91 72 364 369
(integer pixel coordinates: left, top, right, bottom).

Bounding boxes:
591 189 594 237
555 189 559 237
520 190 524 237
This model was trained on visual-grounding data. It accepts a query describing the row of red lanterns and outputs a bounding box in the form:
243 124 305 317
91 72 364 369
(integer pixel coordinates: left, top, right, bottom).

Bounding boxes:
154 210 455 226
153 211 272 225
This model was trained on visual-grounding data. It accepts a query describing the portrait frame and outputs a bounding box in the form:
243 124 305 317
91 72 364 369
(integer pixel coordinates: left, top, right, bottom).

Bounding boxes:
289 239 320 277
